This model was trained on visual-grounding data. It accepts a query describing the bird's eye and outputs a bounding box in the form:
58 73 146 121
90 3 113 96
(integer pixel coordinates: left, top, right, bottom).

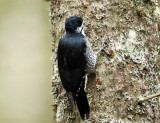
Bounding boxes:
77 20 82 27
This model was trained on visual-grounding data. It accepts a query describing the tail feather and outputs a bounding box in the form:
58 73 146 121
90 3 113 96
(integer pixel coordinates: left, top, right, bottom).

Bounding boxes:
75 89 90 120
66 92 74 106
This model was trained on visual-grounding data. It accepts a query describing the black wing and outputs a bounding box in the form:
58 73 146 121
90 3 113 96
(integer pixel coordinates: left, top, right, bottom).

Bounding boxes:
57 35 87 92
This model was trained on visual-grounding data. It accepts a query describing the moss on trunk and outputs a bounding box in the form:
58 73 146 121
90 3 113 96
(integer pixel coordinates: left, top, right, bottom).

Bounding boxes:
50 0 160 122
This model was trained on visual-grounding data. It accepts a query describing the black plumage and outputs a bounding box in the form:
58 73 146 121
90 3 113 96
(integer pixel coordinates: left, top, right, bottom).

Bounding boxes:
58 33 87 92
57 16 94 120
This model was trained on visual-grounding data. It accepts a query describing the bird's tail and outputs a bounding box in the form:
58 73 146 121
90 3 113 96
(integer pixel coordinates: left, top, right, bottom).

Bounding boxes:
75 88 90 120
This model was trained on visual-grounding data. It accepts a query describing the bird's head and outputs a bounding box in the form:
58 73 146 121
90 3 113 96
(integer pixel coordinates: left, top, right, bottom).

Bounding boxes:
65 16 85 35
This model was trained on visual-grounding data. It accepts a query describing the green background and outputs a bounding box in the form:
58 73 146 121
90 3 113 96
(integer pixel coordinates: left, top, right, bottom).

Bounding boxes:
0 0 53 123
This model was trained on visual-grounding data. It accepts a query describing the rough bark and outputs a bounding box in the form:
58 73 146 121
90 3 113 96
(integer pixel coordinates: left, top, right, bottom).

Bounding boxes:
50 0 160 122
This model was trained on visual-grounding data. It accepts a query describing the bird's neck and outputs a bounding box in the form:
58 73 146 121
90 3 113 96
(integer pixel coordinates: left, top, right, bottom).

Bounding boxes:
66 31 85 36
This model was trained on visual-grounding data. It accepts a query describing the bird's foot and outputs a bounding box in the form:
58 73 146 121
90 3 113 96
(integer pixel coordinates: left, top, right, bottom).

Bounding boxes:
96 44 108 55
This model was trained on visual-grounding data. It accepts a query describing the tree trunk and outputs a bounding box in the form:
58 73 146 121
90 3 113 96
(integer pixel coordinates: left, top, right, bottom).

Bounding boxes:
50 0 160 122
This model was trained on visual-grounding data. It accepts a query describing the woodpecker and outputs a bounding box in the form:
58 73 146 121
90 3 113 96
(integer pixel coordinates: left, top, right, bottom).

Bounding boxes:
57 16 104 120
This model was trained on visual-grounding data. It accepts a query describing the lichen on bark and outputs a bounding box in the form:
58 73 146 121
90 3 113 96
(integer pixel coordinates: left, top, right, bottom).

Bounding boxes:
50 0 160 122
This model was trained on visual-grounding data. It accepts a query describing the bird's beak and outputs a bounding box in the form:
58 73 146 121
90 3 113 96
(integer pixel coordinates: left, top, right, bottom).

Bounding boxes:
83 23 86 27
80 23 85 33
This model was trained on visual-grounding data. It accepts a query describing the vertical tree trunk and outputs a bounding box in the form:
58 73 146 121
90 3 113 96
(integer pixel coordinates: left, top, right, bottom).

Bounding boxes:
50 0 160 122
